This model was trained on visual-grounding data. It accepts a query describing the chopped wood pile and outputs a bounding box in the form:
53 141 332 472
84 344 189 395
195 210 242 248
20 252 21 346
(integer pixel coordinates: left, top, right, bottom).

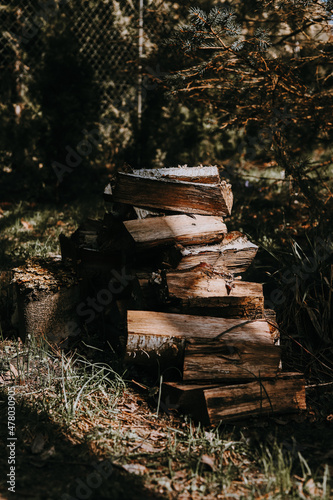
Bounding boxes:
60 165 306 424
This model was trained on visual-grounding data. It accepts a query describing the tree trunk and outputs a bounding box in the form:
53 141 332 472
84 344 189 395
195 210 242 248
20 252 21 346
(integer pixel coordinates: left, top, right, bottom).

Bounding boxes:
12 258 80 346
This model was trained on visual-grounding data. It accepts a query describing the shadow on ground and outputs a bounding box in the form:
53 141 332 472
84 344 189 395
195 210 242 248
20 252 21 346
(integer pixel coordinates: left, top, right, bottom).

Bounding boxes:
0 388 166 500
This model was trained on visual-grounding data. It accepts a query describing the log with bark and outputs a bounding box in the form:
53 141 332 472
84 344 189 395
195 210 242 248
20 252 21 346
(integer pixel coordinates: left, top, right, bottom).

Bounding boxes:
155 269 264 319
204 373 307 424
105 168 233 216
161 373 306 424
125 310 280 380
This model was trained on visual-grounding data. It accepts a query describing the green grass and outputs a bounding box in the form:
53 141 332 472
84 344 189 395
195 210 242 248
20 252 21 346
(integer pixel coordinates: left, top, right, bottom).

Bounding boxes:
0 196 105 268
1 334 332 499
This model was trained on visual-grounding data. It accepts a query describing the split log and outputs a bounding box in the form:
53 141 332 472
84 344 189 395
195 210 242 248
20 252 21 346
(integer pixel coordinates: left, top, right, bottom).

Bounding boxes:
105 171 233 216
125 310 280 380
176 232 258 274
159 269 264 319
161 373 306 424
130 167 225 219
183 337 279 381
12 258 80 346
124 215 227 250
204 373 306 424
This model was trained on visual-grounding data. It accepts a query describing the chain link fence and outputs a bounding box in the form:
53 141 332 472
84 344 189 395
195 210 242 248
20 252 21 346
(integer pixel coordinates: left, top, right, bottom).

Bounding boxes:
0 0 205 180
1 0 180 118
1 1 137 109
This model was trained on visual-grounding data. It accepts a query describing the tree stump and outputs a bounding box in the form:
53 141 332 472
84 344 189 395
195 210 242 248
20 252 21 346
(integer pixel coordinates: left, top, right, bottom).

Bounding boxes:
12 257 80 346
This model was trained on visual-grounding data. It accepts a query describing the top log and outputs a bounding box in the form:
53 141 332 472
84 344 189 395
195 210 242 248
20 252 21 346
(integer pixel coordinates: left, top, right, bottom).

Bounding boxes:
105 167 233 217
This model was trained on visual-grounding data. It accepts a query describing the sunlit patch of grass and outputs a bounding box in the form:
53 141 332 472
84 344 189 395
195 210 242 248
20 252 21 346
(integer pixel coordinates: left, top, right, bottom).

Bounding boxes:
0 335 126 431
0 195 105 268
248 440 332 499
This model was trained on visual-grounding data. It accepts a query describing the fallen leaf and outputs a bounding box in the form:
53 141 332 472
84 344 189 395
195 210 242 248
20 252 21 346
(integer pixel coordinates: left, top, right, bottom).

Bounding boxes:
21 219 33 230
150 430 166 440
9 364 18 379
200 454 216 471
121 463 148 475
0 365 19 384
304 478 321 497
138 442 162 453
56 220 65 226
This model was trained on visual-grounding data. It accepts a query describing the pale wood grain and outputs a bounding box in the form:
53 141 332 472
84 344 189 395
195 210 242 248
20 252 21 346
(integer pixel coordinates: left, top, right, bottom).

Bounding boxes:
124 215 227 250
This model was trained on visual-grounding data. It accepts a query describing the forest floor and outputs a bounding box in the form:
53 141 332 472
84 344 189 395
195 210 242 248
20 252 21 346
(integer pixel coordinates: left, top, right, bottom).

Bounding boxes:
0 190 333 499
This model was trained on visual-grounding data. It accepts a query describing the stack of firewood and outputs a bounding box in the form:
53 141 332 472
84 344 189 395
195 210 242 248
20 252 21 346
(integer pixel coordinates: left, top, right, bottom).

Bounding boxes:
60 165 306 424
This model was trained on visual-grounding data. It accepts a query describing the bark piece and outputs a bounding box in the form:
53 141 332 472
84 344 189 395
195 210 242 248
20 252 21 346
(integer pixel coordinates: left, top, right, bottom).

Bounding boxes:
133 207 161 219
106 171 233 216
264 309 280 344
124 215 227 250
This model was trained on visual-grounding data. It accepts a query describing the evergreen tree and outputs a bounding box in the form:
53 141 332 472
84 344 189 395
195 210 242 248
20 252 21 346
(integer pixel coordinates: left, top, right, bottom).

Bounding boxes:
167 1 333 214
